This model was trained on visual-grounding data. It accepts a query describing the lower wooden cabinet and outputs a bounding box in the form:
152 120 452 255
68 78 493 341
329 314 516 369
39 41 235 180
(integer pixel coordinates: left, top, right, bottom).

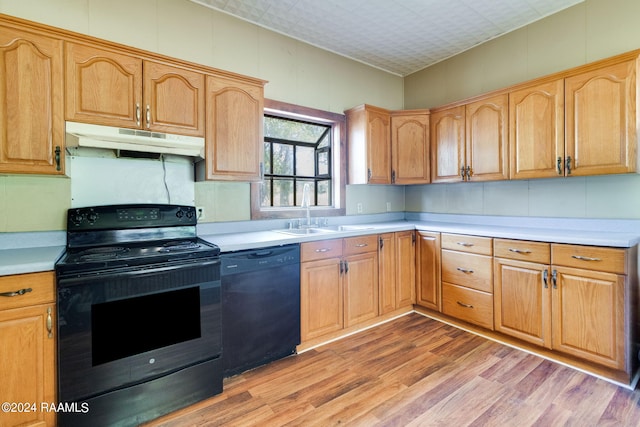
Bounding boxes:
0 272 56 427
415 231 441 311
379 231 416 315
300 236 378 343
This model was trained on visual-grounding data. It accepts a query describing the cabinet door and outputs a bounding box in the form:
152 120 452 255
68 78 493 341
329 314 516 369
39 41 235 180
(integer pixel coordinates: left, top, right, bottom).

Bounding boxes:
143 61 205 136
300 258 343 341
465 93 509 181
395 231 416 308
509 79 564 179
366 108 391 184
205 75 264 181
0 27 64 174
565 59 637 176
0 304 55 427
65 42 142 128
344 252 379 327
378 233 396 315
391 111 430 184
552 266 625 370
494 258 551 348
416 231 441 311
430 106 465 183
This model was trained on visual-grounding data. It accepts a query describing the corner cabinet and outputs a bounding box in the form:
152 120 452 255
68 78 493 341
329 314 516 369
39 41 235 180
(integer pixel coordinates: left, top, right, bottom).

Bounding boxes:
0 25 64 174
390 111 430 184
65 42 205 136
0 272 56 427
346 104 391 184
201 75 265 181
379 231 416 315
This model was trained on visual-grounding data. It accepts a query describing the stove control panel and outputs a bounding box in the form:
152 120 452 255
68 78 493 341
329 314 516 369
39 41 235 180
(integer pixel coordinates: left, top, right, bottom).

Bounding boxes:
67 204 198 230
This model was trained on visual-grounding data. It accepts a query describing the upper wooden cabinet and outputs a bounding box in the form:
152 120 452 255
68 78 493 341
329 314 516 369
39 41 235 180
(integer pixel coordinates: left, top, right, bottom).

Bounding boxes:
431 94 508 183
509 79 565 180
391 110 430 184
564 58 637 176
346 105 430 185
346 104 391 184
0 25 64 174
65 42 205 136
202 75 264 181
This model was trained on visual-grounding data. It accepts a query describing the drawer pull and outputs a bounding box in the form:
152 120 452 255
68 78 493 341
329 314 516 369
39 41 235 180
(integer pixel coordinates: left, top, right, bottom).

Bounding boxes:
457 301 474 309
0 287 32 297
457 242 474 247
315 248 330 253
571 255 601 262
456 267 474 274
355 243 368 248
508 248 531 254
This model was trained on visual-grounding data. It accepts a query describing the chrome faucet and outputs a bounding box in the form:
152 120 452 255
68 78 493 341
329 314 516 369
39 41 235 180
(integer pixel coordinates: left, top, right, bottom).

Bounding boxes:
301 182 311 227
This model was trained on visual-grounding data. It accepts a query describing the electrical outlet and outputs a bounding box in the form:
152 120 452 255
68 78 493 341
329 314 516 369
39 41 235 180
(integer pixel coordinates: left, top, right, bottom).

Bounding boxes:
357 203 363 214
386 202 391 212
196 206 205 220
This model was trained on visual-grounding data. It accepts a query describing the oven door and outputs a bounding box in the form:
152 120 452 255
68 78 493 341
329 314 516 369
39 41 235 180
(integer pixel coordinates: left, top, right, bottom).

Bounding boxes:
56 258 221 402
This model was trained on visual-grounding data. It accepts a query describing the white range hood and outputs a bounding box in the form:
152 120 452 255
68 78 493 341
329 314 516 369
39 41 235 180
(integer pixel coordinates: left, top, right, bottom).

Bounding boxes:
65 121 205 159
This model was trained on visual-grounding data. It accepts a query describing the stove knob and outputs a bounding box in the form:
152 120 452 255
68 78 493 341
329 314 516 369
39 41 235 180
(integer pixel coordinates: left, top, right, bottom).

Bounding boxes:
176 209 184 219
186 210 194 219
87 211 99 223
70 211 84 226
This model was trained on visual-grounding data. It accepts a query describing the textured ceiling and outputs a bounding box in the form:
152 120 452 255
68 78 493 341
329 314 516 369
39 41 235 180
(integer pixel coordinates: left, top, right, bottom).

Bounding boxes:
190 0 583 76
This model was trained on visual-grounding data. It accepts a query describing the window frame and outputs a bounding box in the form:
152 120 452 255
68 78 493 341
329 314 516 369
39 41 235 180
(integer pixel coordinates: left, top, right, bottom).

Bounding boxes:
250 99 346 219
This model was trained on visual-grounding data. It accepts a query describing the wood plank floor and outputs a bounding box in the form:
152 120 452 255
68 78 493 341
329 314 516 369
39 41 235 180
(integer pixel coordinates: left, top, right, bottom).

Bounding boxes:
146 313 640 426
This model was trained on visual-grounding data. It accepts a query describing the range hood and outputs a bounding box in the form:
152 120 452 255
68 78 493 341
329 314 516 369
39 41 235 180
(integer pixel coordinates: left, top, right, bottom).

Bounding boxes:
65 122 205 159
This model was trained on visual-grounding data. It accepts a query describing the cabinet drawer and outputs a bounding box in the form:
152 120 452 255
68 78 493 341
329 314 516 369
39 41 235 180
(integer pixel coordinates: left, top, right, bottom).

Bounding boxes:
301 239 343 262
442 283 494 330
442 250 492 293
442 233 492 255
552 244 627 274
343 235 378 256
494 239 550 264
0 272 55 311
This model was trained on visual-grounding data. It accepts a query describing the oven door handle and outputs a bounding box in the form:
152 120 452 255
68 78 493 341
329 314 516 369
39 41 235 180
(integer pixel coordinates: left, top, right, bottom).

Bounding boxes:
58 258 221 287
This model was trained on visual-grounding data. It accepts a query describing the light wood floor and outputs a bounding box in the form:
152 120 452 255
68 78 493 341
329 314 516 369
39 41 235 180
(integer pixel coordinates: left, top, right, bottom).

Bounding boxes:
147 313 640 426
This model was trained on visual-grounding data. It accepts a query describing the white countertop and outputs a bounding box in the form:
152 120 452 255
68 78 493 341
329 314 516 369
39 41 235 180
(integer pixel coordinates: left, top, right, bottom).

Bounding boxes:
1 214 638 276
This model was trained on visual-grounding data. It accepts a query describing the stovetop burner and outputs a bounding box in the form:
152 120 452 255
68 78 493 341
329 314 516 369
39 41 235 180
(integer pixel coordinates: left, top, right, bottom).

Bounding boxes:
55 204 220 277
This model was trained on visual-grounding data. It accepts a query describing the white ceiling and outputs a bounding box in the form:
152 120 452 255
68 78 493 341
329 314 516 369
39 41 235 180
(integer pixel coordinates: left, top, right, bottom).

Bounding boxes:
190 0 584 76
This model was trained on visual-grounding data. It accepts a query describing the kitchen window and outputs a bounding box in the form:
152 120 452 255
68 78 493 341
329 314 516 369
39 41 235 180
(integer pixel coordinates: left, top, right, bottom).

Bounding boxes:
251 100 346 219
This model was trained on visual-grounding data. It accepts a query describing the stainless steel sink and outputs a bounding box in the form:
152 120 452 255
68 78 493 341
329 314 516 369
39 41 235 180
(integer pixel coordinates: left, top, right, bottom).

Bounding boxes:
274 227 338 236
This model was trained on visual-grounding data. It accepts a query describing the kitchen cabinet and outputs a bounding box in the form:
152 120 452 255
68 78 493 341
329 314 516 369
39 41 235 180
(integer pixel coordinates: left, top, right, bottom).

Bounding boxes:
509 79 564 180
346 104 391 184
415 231 441 311
390 110 430 184
564 58 637 176
494 239 552 348
379 231 416 315
201 74 265 181
300 236 378 342
441 233 494 329
551 244 628 370
0 272 56 427
431 93 508 183
0 25 64 175
65 42 205 136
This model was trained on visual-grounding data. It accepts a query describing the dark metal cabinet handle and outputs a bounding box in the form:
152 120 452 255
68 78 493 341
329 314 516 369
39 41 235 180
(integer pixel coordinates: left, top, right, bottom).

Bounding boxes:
456 267 474 274
566 156 572 175
391 170 396 183
339 260 344 274
344 260 349 274
508 248 531 254
466 166 472 179
379 237 384 249
457 242 474 247
460 166 466 181
55 146 61 171
543 269 549 289
552 269 558 289
0 287 32 297
557 157 562 175
367 168 372 182
457 301 474 309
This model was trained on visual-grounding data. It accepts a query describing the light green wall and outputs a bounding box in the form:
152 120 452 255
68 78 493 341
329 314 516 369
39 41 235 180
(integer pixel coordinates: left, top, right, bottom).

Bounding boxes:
0 0 403 231
404 0 640 219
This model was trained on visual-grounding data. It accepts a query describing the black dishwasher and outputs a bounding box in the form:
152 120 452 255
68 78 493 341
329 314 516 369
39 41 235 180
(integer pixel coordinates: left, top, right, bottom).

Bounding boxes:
221 244 300 377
